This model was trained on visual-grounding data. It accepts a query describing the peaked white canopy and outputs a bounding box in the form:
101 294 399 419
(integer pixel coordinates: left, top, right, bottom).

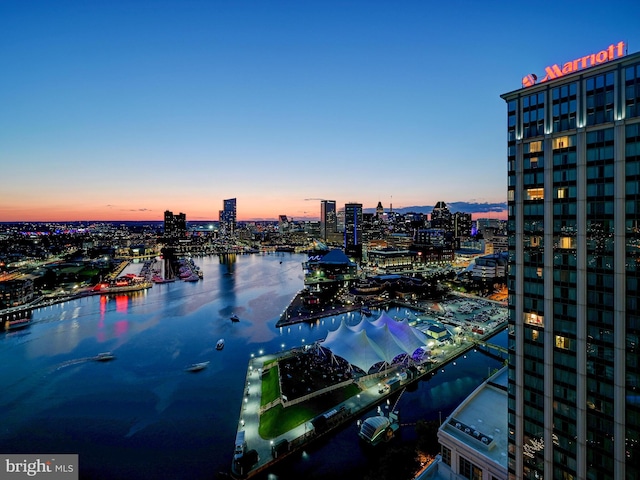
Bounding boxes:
321 311 428 372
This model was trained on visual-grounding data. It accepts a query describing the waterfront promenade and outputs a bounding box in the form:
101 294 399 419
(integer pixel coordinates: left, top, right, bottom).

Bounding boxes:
231 316 508 478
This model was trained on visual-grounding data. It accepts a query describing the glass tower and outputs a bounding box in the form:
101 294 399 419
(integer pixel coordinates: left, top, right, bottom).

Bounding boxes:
344 202 363 256
220 198 237 235
501 47 640 480
320 200 337 241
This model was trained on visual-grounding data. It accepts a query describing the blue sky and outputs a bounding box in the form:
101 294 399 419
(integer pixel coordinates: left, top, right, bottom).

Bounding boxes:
2 0 639 221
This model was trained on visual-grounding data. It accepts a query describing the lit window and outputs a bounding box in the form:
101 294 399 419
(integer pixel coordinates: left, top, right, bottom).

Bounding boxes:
554 136 570 149
556 187 568 199
529 141 543 153
559 237 575 249
555 335 570 349
524 312 544 327
525 188 544 201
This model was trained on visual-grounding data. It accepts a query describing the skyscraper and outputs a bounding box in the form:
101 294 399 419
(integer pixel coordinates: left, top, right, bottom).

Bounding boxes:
320 200 337 241
501 41 639 480
220 198 237 235
430 201 452 231
344 202 362 257
163 210 186 237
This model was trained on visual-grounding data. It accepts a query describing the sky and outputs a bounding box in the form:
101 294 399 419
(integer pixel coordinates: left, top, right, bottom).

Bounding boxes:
2 0 640 222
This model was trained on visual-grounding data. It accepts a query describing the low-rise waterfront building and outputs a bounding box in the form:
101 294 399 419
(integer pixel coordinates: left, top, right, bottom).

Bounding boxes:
420 367 508 480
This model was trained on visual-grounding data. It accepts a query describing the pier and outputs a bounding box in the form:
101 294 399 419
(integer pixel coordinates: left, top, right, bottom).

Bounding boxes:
230 319 508 478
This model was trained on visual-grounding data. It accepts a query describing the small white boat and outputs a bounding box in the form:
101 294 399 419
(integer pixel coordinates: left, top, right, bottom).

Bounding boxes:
216 339 225 350
230 314 239 322
185 361 210 372
95 352 115 362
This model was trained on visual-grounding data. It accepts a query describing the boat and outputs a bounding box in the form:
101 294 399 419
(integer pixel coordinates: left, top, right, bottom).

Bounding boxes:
185 361 210 372
361 307 372 317
4 316 31 332
94 352 115 362
91 279 152 295
230 314 239 322
216 339 225 350
358 411 400 446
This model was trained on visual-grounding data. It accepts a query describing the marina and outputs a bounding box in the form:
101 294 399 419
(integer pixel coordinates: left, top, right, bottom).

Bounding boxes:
0 253 507 479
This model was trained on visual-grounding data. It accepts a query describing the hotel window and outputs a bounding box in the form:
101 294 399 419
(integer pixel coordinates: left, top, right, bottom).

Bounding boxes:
625 63 640 119
556 335 571 350
523 92 545 139
557 187 568 199
558 236 576 249
553 135 575 150
525 188 544 201
585 73 615 126
524 156 543 169
552 82 577 132
524 140 543 154
524 312 544 327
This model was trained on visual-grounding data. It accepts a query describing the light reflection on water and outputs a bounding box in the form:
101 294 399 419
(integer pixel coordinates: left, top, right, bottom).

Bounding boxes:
0 253 505 480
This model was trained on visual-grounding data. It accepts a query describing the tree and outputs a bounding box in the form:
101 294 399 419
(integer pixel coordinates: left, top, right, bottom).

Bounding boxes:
415 419 441 456
363 446 419 480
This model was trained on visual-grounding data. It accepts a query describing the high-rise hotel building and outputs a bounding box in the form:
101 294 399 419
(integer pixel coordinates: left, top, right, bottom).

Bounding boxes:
501 42 639 480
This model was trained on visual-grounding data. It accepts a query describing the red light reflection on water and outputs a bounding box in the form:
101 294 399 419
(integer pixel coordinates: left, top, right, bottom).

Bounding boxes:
115 320 129 337
115 295 129 313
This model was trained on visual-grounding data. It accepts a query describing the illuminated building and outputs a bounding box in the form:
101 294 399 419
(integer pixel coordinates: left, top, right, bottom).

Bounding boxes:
220 198 237 235
430 201 452 231
501 42 640 480
163 210 186 237
320 200 337 241
344 202 363 258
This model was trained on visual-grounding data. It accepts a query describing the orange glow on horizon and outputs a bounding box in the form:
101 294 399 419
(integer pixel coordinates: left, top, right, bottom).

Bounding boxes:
0 200 507 223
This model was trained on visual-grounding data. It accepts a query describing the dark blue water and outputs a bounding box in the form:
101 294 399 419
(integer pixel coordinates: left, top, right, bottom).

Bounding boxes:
0 253 505 479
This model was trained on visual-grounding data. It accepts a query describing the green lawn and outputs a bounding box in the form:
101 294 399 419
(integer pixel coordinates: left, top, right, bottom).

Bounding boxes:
260 365 281 407
259 384 361 439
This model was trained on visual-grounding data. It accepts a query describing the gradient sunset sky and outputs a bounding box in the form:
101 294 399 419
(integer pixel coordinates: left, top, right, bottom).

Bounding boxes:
2 1 639 222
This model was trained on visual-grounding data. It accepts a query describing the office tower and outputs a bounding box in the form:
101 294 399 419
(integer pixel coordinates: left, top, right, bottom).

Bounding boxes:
175 213 186 235
220 198 237 235
431 201 452 231
164 210 175 235
453 211 472 238
164 210 186 237
320 200 337 241
501 41 639 480
344 202 362 257
376 201 384 219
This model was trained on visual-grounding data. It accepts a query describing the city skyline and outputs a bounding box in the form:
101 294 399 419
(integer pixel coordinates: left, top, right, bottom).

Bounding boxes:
2 1 640 222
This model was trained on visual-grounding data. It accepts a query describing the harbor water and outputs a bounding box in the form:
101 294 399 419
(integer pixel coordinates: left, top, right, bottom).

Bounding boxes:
0 253 506 479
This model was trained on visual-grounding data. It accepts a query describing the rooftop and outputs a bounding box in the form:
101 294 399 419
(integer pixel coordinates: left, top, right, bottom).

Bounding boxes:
441 366 508 469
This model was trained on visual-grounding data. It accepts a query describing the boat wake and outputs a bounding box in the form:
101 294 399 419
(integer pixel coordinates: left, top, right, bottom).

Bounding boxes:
54 357 96 370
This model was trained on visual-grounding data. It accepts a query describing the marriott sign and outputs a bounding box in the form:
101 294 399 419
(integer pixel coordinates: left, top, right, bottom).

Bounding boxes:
522 41 627 88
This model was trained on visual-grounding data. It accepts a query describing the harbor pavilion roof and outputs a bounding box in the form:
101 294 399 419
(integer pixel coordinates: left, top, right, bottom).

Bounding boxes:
322 311 428 372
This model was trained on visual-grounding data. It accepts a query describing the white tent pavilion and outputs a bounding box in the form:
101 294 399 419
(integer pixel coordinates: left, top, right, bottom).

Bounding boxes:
321 311 429 373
